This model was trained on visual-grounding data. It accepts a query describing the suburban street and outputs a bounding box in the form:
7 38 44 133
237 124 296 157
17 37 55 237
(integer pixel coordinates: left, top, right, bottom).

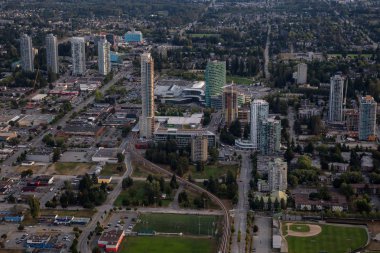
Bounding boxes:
77 151 133 253
231 153 251 253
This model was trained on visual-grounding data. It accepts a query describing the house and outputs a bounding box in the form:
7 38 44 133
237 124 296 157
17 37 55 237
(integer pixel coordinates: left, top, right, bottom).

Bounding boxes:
98 230 125 252
98 176 112 184
291 188 348 212
0 132 17 141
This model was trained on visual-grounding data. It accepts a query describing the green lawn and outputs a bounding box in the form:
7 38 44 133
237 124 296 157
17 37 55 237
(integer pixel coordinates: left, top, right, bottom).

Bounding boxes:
119 236 216 253
100 163 125 176
287 224 368 253
114 181 173 207
289 224 310 232
226 75 253 85
134 213 220 236
114 181 146 207
188 163 238 179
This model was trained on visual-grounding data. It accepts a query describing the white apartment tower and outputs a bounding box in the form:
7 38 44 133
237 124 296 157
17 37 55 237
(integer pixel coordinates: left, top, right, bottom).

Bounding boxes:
296 63 307 84
250 99 269 149
20 34 34 72
139 53 155 138
268 158 288 192
71 37 86 75
46 34 59 74
98 39 111 76
328 74 345 122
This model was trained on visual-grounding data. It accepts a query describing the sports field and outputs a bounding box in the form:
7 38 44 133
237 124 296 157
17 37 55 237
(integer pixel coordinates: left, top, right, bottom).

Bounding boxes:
286 224 368 253
120 236 216 253
133 213 220 236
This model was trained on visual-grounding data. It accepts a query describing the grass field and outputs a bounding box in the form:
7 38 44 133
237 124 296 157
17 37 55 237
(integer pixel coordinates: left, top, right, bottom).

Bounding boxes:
114 181 172 207
286 224 368 253
99 163 125 176
188 163 238 179
134 213 220 236
289 224 310 232
119 236 216 253
226 75 253 85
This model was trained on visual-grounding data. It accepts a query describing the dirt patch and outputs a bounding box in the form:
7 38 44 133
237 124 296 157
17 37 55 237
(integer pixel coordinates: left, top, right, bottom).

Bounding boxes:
16 165 46 174
285 223 322 237
46 162 94 175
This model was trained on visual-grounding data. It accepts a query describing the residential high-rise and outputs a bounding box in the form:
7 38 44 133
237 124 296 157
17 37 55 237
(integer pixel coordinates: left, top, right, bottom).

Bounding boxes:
359 95 377 141
45 34 58 74
296 63 307 84
260 117 281 155
250 99 269 149
328 74 345 122
20 34 34 72
139 53 155 138
268 158 287 192
71 37 86 75
98 39 111 76
191 135 208 162
205 60 226 108
223 84 238 126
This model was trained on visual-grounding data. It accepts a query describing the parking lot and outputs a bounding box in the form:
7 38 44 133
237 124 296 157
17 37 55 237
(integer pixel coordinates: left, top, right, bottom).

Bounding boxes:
0 223 74 250
102 210 139 234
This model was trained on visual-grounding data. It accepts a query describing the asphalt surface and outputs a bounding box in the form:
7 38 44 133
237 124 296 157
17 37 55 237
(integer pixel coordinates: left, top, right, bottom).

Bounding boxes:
253 216 272 253
231 154 251 253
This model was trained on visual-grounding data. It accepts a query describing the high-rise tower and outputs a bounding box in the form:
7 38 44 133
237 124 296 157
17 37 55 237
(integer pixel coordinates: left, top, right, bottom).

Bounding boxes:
359 95 377 141
20 34 34 72
139 53 155 138
71 37 86 75
205 60 226 109
46 34 59 74
98 39 111 76
328 74 345 122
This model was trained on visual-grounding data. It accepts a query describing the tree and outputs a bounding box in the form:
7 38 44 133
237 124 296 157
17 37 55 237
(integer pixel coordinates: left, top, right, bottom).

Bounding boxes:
94 90 104 102
196 161 205 172
52 148 61 162
280 198 286 210
92 247 102 253
122 177 133 189
274 198 280 211
170 174 178 189
229 119 242 138
121 126 131 137
21 169 33 178
243 123 250 139
209 147 219 164
28 196 40 218
117 153 125 163
253 225 258 233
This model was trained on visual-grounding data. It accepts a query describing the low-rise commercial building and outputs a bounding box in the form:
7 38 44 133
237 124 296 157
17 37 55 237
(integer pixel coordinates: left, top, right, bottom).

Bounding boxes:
98 230 125 252
154 128 215 148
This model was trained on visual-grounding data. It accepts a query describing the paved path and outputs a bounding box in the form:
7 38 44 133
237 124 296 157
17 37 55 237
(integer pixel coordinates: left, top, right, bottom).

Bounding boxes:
253 216 272 253
264 23 271 80
170 184 184 210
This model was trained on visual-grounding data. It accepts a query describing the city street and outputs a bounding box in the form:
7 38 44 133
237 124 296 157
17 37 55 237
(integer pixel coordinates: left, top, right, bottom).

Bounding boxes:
231 154 251 253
